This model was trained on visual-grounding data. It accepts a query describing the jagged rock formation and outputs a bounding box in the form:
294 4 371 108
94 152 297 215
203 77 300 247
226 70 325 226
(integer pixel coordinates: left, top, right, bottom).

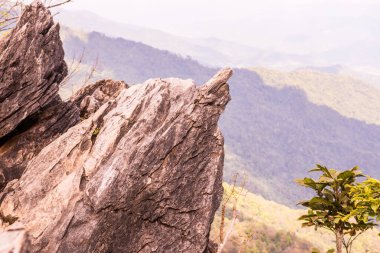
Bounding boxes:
0 2 78 190
0 2 67 138
71 79 128 118
0 2 232 253
0 68 232 252
0 97 79 190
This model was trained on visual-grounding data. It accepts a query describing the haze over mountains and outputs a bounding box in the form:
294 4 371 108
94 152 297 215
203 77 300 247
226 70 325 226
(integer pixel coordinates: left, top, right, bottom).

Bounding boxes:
60 27 380 206
56 8 380 91
57 10 306 69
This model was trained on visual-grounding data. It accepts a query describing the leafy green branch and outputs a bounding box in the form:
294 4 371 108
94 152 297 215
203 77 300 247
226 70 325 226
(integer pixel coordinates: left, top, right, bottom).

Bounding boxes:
296 165 377 253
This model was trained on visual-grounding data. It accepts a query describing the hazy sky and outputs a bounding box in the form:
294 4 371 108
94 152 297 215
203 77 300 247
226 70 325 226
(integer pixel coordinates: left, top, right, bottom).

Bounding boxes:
58 0 380 54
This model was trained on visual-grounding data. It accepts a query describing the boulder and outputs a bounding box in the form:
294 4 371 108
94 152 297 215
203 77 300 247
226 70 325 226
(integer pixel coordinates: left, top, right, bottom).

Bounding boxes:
0 1 67 138
0 1 77 190
0 69 232 253
70 79 128 119
0 97 79 190
0 2 233 252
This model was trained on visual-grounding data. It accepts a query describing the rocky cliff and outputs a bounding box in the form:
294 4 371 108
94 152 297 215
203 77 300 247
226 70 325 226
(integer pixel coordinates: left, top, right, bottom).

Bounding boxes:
0 2 232 253
0 2 79 190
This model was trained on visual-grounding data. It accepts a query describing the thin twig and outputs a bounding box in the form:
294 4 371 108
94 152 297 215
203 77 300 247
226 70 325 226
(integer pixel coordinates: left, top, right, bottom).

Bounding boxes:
83 55 99 86
47 0 72 9
217 202 238 253
219 174 238 243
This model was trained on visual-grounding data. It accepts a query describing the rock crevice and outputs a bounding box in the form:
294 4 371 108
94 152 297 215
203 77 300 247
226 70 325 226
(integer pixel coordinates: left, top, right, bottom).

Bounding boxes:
1 69 232 253
0 1 67 138
0 1 79 190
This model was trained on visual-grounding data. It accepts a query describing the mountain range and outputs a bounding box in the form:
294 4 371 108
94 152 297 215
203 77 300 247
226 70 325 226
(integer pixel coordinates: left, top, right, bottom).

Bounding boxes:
56 9 380 78
56 9 308 69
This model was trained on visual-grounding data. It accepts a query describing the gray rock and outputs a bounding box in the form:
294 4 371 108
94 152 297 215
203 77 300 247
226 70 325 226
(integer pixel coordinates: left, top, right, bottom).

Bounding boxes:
70 79 128 119
0 1 67 139
0 1 77 190
0 223 31 253
0 2 232 252
0 68 232 253
0 96 79 190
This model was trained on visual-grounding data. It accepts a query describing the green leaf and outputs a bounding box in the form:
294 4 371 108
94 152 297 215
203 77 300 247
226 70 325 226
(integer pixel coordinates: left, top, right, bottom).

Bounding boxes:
319 176 334 183
309 197 333 207
371 203 380 213
337 171 354 181
310 164 332 179
297 165 377 241
322 189 335 202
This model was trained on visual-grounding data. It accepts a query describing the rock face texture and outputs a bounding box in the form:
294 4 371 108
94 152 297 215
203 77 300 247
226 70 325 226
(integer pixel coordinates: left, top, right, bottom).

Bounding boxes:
0 223 31 253
0 2 78 190
1 70 232 252
0 1 67 139
0 97 79 190
0 2 232 253
71 79 128 119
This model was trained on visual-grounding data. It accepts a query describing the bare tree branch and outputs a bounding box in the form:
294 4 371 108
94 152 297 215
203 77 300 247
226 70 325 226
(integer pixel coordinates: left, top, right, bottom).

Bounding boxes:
83 55 99 86
47 0 72 9
0 0 22 32
0 0 72 32
216 173 248 253
217 201 237 253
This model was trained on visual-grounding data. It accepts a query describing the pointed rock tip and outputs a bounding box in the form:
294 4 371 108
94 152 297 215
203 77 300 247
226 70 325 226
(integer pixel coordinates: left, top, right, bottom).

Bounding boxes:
31 0 43 6
202 68 233 95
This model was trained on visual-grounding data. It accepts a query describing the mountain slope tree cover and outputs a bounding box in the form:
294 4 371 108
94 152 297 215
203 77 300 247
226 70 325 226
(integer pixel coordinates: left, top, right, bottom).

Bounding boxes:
61 28 380 206
253 68 380 126
220 69 380 205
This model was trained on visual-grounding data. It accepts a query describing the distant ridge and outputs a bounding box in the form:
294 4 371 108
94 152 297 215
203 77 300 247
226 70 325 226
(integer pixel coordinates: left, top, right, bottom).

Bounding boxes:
253 67 380 125
56 9 308 68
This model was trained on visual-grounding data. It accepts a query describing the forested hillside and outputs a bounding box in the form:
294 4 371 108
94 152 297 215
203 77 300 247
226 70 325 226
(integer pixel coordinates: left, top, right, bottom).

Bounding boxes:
253 68 380 125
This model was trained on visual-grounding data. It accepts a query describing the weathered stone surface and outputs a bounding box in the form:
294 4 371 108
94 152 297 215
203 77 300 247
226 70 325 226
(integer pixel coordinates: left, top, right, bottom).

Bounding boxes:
0 223 31 253
0 2 232 252
0 96 79 190
0 2 78 191
71 79 128 119
0 77 129 190
0 68 232 253
0 1 67 138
